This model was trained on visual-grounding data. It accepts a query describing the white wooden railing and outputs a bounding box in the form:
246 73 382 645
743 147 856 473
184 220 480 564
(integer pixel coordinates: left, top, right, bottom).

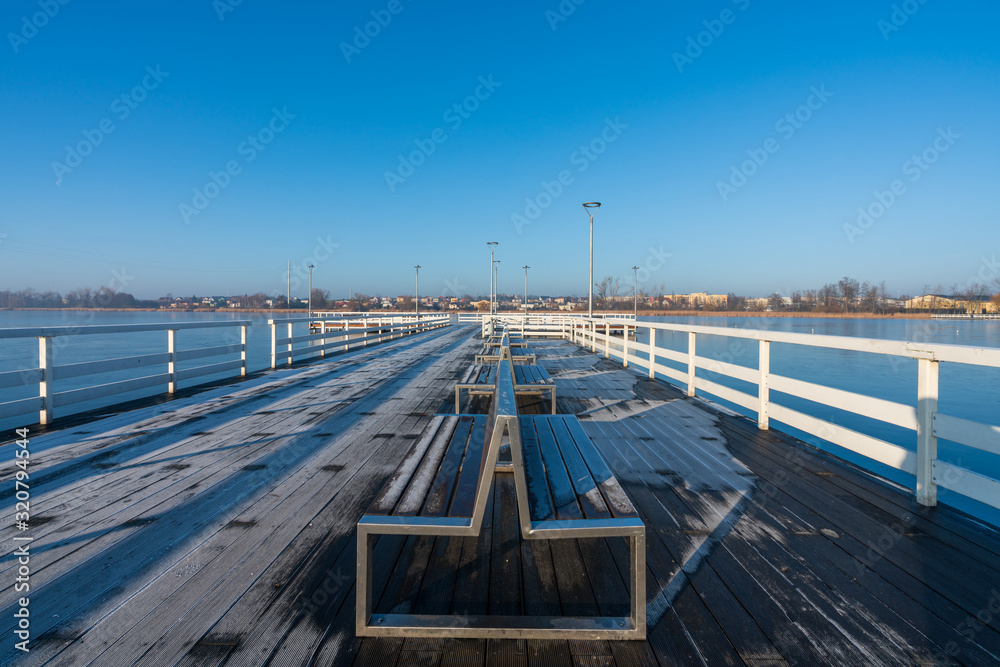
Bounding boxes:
557 316 1000 511
267 315 450 369
0 320 250 426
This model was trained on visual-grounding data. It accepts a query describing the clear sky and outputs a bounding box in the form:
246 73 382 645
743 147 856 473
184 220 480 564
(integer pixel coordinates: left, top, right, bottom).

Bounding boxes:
1 0 998 300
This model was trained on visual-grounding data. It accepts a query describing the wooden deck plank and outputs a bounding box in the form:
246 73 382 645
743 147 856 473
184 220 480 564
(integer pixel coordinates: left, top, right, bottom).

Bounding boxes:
5 332 1000 665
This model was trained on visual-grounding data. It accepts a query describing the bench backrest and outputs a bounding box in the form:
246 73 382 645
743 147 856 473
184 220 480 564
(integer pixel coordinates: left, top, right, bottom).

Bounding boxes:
468 353 518 532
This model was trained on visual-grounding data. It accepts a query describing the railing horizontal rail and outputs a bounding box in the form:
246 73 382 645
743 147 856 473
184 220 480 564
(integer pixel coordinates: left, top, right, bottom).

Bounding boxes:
0 368 41 389
0 396 42 419
768 403 918 475
0 320 251 339
769 374 918 431
933 461 1000 508
175 359 245 382
934 414 1000 456
695 357 757 384
52 353 171 381
693 376 757 412
175 345 242 363
53 373 172 408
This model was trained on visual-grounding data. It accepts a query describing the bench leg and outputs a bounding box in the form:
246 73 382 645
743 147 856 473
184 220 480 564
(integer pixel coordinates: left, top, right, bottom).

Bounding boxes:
455 386 461 413
356 528 374 635
550 387 557 415
630 531 647 639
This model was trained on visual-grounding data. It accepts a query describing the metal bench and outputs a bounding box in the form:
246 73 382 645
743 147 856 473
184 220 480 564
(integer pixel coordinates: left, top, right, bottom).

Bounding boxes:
474 345 537 365
512 363 556 414
454 350 556 414
484 336 528 348
356 357 646 639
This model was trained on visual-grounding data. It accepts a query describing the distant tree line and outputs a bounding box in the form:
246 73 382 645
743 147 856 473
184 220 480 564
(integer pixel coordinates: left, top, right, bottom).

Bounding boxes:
0 287 158 309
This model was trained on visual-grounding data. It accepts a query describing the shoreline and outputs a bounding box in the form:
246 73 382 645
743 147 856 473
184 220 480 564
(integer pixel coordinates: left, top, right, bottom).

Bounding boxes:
634 310 933 320
0 307 936 319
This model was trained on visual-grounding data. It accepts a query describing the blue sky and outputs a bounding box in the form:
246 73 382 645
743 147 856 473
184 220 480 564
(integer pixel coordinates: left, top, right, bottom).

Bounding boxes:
1 0 998 300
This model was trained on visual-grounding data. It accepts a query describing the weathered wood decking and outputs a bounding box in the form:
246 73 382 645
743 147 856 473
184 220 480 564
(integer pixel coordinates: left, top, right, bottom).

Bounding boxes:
3 324 1000 666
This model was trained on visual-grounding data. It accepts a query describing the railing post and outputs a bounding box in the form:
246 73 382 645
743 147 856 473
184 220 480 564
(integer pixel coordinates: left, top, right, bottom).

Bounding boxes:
687 332 696 397
240 325 247 377
167 329 177 394
38 336 52 425
363 318 369 347
648 328 656 379
590 320 596 352
270 321 277 369
623 325 629 368
319 320 326 358
916 357 939 506
605 322 610 359
758 340 770 430
286 322 293 366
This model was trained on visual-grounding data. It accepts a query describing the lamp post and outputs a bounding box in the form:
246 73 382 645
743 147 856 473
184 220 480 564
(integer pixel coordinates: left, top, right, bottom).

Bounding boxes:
493 260 500 313
632 265 639 318
583 202 601 318
414 265 421 317
522 265 530 317
307 264 315 319
486 241 498 316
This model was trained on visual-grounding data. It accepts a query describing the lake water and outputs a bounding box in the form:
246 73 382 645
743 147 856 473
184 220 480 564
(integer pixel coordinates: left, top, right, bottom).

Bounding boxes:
1 310 998 525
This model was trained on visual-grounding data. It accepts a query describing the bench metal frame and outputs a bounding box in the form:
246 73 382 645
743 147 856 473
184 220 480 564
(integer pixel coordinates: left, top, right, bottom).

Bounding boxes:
357 347 645 640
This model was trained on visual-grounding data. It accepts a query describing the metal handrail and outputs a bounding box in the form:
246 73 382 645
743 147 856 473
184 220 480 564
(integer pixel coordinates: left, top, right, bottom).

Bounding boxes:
267 314 450 369
0 320 251 426
561 314 1000 513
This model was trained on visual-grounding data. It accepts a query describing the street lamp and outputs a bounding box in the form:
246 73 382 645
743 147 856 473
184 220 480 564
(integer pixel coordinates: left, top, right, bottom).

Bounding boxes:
632 266 639 318
583 202 601 318
522 265 530 317
307 264 315 319
486 241 498 316
414 265 421 317
493 260 500 313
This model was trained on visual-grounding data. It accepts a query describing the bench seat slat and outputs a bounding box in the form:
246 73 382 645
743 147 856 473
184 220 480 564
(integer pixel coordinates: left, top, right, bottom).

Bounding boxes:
563 417 639 519
448 416 490 518
533 418 583 520
422 416 476 517
549 416 612 520
369 417 458 515
519 418 556 522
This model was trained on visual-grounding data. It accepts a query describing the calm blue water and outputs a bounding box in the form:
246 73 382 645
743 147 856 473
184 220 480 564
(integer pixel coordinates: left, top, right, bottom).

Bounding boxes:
635 315 1000 526
2 311 998 525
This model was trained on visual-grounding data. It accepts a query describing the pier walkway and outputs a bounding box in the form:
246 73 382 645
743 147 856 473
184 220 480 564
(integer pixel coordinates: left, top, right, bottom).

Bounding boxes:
3 324 1000 665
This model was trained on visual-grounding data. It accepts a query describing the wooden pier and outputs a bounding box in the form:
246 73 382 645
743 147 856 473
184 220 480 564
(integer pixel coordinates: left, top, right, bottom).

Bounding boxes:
3 324 1000 665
